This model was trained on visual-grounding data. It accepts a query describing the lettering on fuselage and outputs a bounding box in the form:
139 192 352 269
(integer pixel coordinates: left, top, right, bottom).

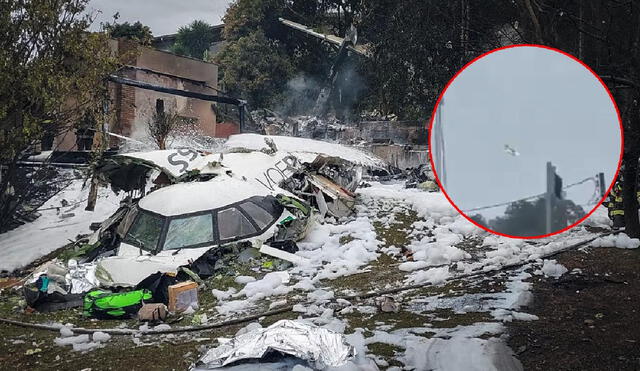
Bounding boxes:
255 155 301 191
167 149 199 173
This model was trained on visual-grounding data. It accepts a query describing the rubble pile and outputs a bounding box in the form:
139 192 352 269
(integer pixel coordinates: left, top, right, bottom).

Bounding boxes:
1 133 442 369
252 110 349 141
16 134 388 320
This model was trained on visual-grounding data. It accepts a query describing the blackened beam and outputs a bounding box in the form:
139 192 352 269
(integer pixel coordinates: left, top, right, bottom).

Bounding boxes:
107 74 247 132
107 75 245 106
119 65 225 94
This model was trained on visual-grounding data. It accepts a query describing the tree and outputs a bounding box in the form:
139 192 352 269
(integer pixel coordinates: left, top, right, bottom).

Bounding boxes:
218 0 364 111
469 213 490 228
0 0 118 231
490 198 585 237
172 20 216 59
512 0 640 237
147 110 188 150
104 21 153 45
359 0 520 119
215 30 294 108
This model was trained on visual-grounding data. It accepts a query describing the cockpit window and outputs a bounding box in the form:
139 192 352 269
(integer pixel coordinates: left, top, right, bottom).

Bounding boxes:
124 211 163 251
163 214 213 250
251 195 283 217
217 207 257 241
124 196 284 250
239 202 274 229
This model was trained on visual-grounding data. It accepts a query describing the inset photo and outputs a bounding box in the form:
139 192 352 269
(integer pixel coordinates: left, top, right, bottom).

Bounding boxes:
429 45 622 238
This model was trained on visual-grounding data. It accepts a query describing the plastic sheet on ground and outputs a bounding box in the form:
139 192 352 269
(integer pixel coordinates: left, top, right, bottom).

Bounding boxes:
194 320 356 369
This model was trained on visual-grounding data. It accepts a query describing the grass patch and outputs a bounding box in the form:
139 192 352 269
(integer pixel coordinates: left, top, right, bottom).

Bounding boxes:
342 310 432 331
339 235 356 245
367 342 403 358
429 309 493 328
327 253 406 293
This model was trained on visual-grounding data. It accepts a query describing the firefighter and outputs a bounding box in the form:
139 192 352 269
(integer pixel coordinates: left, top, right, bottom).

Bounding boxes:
605 167 640 229
606 177 624 229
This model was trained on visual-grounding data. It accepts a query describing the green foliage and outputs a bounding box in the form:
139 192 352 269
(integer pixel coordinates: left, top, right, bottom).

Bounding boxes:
104 21 153 45
216 30 294 108
217 0 518 117
218 0 348 109
489 198 585 237
0 0 118 230
222 0 284 40
0 0 117 160
358 0 519 119
172 20 216 59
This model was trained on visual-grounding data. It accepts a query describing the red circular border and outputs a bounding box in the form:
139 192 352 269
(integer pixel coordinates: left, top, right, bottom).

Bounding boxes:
427 44 624 240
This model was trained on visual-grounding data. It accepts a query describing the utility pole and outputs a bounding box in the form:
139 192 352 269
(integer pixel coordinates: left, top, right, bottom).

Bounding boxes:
545 161 555 234
433 98 446 189
597 172 606 199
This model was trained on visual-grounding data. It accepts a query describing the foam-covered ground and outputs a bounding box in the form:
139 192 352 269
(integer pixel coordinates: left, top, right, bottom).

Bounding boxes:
1 180 634 370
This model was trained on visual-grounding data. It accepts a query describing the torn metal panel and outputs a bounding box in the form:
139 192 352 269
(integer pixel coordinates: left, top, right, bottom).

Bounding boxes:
95 243 211 287
308 155 364 192
314 188 329 218
307 174 356 218
96 149 225 192
87 203 132 245
195 320 355 369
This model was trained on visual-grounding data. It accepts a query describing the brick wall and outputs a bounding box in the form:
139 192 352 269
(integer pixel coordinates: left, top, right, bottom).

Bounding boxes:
215 122 240 138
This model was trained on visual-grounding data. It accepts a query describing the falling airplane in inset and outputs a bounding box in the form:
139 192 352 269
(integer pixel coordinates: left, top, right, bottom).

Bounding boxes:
504 144 520 156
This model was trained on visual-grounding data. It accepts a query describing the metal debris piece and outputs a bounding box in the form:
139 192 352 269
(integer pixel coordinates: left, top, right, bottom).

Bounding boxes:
258 244 310 266
194 320 355 369
377 296 400 313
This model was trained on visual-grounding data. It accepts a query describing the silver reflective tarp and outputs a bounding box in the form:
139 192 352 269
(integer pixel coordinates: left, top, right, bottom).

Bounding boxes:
66 260 100 294
195 320 355 369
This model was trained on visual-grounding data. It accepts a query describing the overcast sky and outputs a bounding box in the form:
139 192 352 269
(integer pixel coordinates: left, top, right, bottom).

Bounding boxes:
86 0 234 35
434 46 621 221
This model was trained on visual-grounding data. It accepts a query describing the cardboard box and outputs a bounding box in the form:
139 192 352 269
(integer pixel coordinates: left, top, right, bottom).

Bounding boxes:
168 281 198 313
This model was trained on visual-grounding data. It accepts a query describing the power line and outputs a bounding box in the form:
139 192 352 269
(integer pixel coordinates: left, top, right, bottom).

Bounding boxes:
463 192 545 213
462 175 597 213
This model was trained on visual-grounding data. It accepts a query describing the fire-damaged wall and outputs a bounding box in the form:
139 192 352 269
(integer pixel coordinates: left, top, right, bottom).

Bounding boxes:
53 39 222 152
255 114 429 169
129 46 218 140
343 121 428 169
345 121 427 146
368 144 429 170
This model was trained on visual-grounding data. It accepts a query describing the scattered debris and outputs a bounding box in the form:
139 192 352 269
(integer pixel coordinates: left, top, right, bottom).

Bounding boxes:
194 320 356 369
168 281 198 313
377 296 400 313
138 303 168 322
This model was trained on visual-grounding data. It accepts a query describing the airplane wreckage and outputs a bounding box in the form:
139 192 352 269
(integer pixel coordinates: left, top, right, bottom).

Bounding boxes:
21 134 393 314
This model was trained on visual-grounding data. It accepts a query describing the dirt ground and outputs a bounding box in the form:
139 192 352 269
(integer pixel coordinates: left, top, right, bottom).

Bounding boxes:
507 247 640 371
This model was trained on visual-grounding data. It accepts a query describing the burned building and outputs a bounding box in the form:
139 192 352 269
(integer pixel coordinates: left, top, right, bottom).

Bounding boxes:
52 38 238 153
